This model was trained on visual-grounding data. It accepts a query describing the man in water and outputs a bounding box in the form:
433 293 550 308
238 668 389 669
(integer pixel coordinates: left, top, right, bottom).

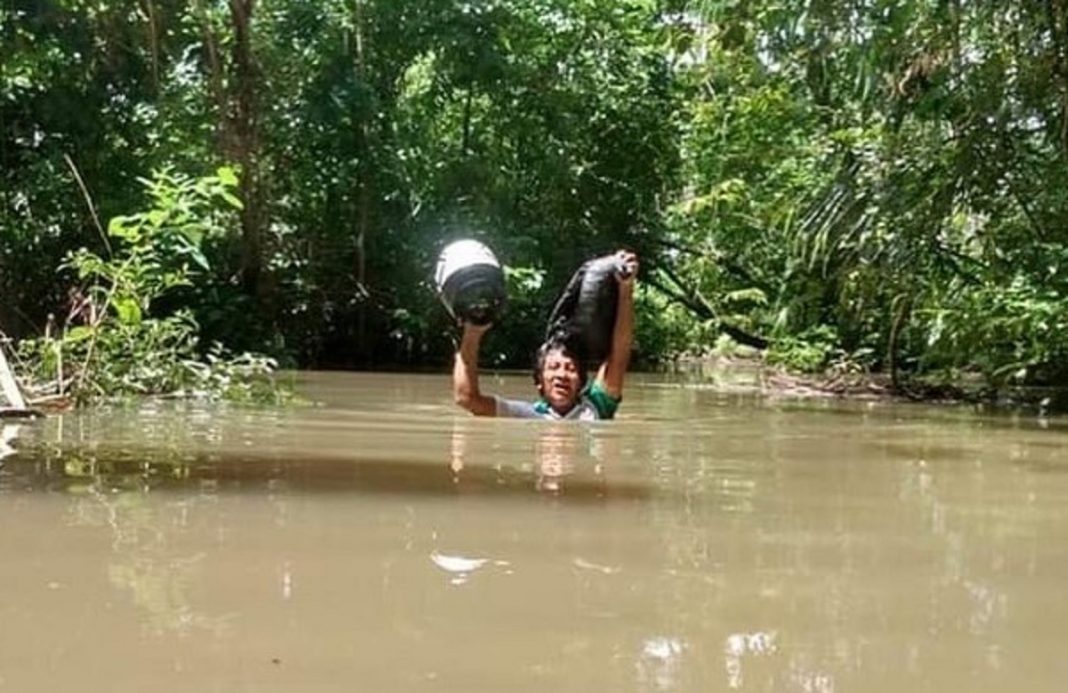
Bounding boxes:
453 250 638 420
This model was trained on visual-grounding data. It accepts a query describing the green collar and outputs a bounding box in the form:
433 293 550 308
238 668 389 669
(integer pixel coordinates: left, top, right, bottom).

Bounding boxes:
534 383 593 416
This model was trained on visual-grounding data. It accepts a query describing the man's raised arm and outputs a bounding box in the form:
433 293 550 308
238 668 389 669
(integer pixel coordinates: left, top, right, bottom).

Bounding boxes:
596 250 638 399
453 322 497 416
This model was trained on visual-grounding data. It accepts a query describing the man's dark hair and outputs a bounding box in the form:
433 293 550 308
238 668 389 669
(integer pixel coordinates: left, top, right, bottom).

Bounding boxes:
532 339 588 390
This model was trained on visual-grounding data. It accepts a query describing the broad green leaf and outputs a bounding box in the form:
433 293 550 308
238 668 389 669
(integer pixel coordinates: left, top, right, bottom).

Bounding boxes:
216 166 239 186
221 191 244 209
65 326 95 343
114 298 143 326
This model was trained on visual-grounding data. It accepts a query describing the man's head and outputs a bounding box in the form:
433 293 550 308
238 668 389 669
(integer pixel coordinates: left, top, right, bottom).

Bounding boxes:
533 340 588 414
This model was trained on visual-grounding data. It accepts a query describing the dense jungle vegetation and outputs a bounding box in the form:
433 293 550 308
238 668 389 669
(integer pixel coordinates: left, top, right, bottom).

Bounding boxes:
4 0 1068 400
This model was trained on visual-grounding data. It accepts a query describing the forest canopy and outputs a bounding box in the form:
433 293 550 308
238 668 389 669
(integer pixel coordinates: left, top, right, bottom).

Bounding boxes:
4 0 1068 393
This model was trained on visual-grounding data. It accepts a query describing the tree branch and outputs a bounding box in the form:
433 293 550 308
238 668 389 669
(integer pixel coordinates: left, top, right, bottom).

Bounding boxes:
646 266 770 350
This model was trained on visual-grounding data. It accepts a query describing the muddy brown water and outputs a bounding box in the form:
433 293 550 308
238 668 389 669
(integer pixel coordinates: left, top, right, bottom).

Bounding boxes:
2 371 1068 692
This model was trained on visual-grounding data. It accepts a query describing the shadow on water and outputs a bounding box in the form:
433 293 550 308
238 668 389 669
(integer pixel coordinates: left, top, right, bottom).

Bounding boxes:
0 423 653 502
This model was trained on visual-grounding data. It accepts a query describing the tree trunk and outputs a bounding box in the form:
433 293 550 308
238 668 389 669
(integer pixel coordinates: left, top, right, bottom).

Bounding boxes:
887 294 911 392
140 0 160 93
229 0 263 302
461 85 474 155
353 0 371 361
1045 0 1068 158
193 0 226 142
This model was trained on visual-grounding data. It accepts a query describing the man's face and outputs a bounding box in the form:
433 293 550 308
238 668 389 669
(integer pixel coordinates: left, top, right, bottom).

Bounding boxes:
539 348 582 413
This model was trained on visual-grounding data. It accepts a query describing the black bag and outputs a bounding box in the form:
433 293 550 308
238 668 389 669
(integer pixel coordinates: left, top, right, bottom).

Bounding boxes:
544 254 622 366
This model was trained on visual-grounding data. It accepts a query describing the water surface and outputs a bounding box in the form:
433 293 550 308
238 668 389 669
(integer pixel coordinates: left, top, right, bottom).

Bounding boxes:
2 372 1067 692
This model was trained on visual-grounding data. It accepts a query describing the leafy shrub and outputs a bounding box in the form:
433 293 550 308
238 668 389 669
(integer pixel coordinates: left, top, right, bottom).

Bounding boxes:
920 274 1068 385
765 326 839 373
18 168 288 405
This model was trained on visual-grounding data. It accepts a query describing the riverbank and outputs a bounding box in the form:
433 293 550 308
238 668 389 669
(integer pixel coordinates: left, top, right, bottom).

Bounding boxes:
668 354 1066 414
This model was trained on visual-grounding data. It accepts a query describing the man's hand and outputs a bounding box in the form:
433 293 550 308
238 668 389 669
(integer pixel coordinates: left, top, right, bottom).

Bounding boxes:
461 320 492 338
614 250 639 287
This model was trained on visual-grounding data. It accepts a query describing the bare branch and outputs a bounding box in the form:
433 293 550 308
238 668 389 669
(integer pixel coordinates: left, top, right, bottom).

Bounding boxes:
63 154 112 258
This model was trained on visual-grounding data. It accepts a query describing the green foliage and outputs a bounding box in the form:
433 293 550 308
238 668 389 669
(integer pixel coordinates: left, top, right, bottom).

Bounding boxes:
922 274 1068 385
5 0 1068 394
766 327 840 374
634 288 717 363
183 345 290 404
18 169 287 404
658 1 1068 388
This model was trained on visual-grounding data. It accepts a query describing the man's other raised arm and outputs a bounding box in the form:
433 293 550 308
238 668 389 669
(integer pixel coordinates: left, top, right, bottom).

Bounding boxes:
453 322 497 416
596 250 638 399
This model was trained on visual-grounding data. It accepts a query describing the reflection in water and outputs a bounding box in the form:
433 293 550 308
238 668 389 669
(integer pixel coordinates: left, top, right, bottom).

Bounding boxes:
448 419 627 496
572 556 620 575
724 631 778 689
68 483 234 638
2 373 1068 691
637 636 687 691
108 554 231 637
533 426 577 492
429 551 512 586
0 423 20 461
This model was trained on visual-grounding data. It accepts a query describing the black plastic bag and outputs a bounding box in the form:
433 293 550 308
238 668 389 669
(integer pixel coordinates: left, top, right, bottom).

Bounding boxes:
544 254 622 366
